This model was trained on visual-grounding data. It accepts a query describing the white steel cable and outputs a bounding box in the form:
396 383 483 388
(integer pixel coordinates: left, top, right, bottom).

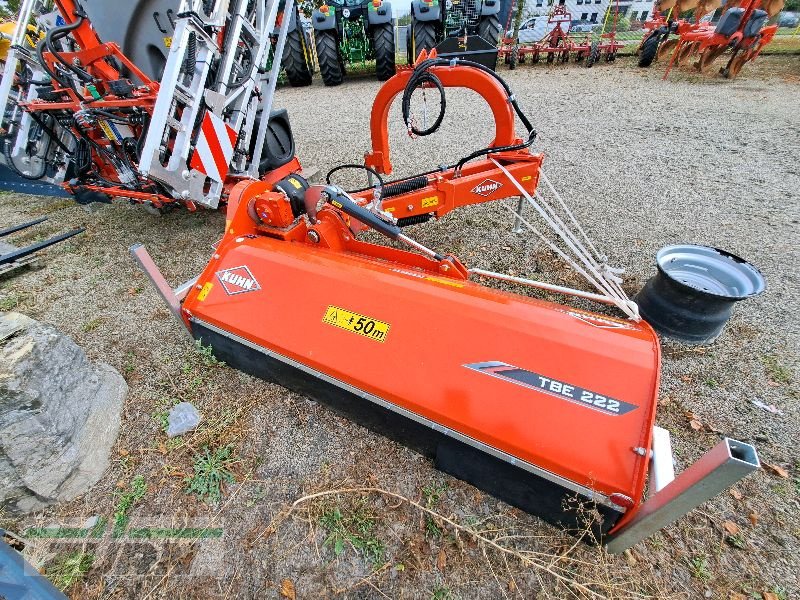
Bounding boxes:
489 158 640 321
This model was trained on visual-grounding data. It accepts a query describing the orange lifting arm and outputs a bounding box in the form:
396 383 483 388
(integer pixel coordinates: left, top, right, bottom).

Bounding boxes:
364 54 523 175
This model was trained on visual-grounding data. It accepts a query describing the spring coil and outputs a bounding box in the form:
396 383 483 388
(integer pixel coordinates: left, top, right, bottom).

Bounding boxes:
381 176 428 199
397 214 432 227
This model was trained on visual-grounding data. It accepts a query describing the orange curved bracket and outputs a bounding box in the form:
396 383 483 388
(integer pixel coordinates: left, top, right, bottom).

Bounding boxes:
364 58 522 175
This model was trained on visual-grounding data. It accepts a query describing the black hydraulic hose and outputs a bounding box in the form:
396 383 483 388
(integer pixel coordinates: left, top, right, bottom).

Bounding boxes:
46 16 93 84
326 164 385 196
401 70 446 137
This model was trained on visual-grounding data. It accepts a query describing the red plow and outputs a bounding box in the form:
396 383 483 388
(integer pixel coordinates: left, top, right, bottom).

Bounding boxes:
499 4 623 69
638 0 784 78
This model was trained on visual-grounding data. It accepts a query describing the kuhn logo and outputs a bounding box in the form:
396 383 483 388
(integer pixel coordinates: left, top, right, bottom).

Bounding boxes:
471 179 502 197
216 266 261 296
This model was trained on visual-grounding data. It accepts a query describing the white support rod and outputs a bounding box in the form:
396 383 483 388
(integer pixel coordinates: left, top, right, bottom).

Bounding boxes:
0 0 38 129
248 0 294 179
469 268 619 305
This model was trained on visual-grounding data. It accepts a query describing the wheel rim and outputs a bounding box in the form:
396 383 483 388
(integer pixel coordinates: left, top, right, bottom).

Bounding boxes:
657 38 678 61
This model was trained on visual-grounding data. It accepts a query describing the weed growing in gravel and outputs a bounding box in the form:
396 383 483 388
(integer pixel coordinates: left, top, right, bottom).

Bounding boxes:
761 355 792 385
430 585 453 600
195 339 225 367
0 292 30 311
46 551 94 590
82 317 104 332
319 499 385 567
185 445 236 503
422 483 447 539
688 555 711 581
114 475 147 534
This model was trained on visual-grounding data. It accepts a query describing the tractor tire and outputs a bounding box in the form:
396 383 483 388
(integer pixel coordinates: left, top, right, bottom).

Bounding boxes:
476 15 502 46
587 42 600 66
412 20 437 62
509 45 519 70
282 28 313 87
315 29 344 87
373 23 396 81
638 33 660 67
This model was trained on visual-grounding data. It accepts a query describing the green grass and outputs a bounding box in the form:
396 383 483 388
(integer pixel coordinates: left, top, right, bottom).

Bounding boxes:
82 317 104 332
422 483 447 539
185 445 236 503
113 475 147 534
194 339 225 367
0 292 30 312
46 551 94 590
319 499 386 567
431 586 454 600
688 554 712 581
761 355 792 384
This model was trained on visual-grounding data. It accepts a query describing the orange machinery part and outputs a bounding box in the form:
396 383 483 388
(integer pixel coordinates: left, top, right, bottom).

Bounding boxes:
179 61 661 534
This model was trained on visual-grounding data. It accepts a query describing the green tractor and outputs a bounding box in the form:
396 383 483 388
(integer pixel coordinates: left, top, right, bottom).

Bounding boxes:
311 0 396 86
276 3 316 87
407 0 505 64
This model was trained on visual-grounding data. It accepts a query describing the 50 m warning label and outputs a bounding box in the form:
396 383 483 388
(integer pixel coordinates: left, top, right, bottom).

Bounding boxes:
322 306 390 343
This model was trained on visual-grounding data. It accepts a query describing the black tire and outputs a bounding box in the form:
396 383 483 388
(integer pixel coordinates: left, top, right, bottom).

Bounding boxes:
638 33 660 68
315 29 344 86
282 28 312 87
373 23 395 81
509 45 519 70
411 20 437 62
586 41 600 67
476 15 502 46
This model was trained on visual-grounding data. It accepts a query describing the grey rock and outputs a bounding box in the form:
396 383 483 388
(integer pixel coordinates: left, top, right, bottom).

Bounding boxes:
166 402 201 438
0 312 127 514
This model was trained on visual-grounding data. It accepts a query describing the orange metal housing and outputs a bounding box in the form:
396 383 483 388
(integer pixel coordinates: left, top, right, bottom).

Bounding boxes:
177 60 661 535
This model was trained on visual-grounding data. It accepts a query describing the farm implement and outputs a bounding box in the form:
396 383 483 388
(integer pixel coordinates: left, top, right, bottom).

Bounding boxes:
638 0 784 78
132 50 760 548
0 0 305 211
499 5 623 69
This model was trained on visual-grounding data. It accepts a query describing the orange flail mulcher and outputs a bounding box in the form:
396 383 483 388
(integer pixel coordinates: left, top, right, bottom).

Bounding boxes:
134 52 760 551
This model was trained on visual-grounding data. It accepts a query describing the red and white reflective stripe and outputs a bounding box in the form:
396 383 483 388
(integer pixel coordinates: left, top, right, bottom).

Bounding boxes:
189 112 237 183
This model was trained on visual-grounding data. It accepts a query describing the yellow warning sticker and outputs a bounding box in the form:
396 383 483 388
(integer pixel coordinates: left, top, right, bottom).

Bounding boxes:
322 305 390 343
197 282 213 301
425 276 464 288
521 175 532 182
164 37 172 48
421 196 439 208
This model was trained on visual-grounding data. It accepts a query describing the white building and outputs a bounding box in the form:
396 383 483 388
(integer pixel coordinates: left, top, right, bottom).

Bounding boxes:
524 0 656 25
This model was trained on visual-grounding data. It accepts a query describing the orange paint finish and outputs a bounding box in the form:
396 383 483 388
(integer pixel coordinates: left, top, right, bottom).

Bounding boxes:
183 218 660 506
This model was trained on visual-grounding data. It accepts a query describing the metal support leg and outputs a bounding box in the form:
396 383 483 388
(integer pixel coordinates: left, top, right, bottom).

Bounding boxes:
511 196 525 233
605 437 760 553
130 244 192 337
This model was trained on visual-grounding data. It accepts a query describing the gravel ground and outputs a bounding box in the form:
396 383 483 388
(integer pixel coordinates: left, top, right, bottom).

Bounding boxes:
0 56 798 599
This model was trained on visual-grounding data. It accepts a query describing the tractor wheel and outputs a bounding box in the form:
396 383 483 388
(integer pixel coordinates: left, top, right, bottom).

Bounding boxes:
315 29 344 87
586 42 600 67
282 27 313 87
373 23 395 81
696 45 726 73
510 45 519 70
412 20 437 62
656 38 678 61
638 33 660 67
546 51 554 64
476 15 503 46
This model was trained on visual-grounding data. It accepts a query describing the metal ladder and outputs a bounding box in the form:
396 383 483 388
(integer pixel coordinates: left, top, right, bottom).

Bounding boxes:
138 0 295 209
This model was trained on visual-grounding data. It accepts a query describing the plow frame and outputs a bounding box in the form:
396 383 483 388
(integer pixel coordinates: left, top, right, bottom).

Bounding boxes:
0 0 302 210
